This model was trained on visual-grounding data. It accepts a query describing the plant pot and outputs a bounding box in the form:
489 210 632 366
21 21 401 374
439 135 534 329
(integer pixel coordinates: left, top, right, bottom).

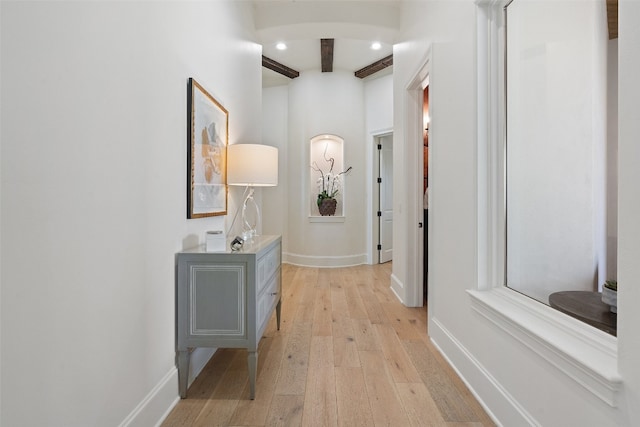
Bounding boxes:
318 198 337 216
602 287 617 313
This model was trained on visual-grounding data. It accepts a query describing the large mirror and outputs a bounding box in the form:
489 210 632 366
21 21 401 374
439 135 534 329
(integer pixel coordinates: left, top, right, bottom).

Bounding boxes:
505 0 618 330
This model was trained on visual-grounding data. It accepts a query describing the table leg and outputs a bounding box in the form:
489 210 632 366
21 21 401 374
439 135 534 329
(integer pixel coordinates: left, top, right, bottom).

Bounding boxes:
276 298 282 331
177 349 190 399
248 350 258 400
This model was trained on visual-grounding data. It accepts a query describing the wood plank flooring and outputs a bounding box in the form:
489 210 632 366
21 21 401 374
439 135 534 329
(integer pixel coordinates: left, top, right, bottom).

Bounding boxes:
162 263 495 427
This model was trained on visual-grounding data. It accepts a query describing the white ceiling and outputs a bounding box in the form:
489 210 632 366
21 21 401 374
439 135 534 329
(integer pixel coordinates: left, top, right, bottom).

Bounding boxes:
253 1 401 87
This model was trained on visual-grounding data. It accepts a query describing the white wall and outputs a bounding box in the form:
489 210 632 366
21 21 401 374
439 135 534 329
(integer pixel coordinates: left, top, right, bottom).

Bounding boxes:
364 73 394 133
261 86 289 248
364 74 393 264
392 1 477 306
617 1 640 422
278 70 368 267
393 0 640 425
262 74 392 266
0 2 261 426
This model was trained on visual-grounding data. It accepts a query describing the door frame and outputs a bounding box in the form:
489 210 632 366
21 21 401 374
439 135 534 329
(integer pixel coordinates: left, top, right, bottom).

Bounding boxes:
369 128 393 264
403 51 431 307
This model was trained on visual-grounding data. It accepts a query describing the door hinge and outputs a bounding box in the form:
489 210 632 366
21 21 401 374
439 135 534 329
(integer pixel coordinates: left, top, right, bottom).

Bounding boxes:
377 244 382 250
377 177 382 183
377 211 382 217
377 144 382 150
418 222 423 228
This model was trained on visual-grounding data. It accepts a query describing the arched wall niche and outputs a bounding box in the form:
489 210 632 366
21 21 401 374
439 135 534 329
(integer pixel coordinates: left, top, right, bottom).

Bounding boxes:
310 134 346 217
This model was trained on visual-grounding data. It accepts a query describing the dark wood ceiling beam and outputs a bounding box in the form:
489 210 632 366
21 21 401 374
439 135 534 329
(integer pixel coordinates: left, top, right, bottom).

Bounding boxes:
321 39 334 72
354 54 393 79
262 55 300 79
607 0 618 40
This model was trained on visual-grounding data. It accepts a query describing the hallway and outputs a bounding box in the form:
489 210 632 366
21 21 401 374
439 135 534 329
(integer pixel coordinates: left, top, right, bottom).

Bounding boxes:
162 263 494 426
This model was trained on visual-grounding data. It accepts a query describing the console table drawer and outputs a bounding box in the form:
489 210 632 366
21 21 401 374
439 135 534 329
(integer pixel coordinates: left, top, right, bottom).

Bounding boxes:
257 243 280 294
257 269 280 332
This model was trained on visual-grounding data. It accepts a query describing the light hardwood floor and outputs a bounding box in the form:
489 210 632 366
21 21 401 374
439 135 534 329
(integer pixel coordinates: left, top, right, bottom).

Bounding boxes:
162 263 495 427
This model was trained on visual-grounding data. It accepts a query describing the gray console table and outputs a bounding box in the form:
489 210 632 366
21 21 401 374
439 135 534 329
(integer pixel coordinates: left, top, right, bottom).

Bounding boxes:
176 235 282 399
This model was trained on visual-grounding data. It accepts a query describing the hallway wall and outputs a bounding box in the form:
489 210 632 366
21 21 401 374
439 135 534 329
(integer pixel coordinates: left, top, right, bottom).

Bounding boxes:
364 74 394 264
261 85 289 250
285 71 366 266
262 71 394 267
392 0 640 425
1 2 261 425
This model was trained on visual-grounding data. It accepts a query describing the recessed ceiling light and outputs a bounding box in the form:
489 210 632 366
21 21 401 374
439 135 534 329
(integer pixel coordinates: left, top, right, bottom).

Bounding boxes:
276 42 287 50
371 42 382 50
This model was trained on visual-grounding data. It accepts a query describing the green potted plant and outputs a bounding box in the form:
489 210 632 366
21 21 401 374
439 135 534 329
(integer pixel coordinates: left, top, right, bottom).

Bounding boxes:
601 279 617 313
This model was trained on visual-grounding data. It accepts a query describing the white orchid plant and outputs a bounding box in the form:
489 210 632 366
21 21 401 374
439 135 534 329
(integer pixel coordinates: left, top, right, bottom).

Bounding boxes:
311 144 353 208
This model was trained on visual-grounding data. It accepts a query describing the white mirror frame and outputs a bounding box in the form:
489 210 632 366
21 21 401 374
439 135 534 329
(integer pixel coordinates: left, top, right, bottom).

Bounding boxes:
470 0 621 408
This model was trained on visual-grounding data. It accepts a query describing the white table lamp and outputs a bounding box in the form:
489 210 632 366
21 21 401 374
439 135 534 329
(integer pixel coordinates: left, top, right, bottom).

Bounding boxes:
227 144 278 239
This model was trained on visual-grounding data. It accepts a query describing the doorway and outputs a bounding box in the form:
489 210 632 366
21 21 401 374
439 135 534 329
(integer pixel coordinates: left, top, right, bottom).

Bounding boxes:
402 50 430 307
377 134 393 263
422 85 429 299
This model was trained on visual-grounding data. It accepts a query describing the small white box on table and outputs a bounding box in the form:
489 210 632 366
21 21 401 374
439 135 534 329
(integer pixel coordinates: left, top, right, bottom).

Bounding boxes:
205 230 226 252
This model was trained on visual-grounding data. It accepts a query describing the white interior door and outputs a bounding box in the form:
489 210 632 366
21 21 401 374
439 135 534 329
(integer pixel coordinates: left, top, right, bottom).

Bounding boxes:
379 135 393 263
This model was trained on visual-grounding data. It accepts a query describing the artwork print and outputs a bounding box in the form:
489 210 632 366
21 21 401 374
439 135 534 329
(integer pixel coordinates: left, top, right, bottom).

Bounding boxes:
187 78 228 218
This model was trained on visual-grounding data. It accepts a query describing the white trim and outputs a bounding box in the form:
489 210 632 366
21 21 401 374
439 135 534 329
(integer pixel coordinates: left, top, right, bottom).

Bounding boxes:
476 0 507 291
118 347 217 427
308 216 345 223
118 368 179 427
389 272 404 303
403 48 432 307
283 252 367 268
370 127 394 136
468 288 622 407
370 133 380 265
430 316 537 427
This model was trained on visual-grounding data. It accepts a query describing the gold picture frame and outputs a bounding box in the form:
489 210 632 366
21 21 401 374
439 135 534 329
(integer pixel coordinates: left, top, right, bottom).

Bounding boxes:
187 78 228 218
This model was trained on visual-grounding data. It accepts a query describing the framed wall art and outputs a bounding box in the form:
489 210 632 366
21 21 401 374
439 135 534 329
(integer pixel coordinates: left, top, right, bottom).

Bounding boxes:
187 78 228 218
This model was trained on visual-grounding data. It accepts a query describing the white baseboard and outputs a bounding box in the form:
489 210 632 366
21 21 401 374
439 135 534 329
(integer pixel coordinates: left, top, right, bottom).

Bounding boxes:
429 317 538 427
390 272 404 303
119 347 217 427
118 367 180 427
283 252 367 268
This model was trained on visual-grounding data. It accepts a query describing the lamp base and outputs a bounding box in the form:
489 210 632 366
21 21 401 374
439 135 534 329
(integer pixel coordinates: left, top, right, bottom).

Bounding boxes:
241 186 261 241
